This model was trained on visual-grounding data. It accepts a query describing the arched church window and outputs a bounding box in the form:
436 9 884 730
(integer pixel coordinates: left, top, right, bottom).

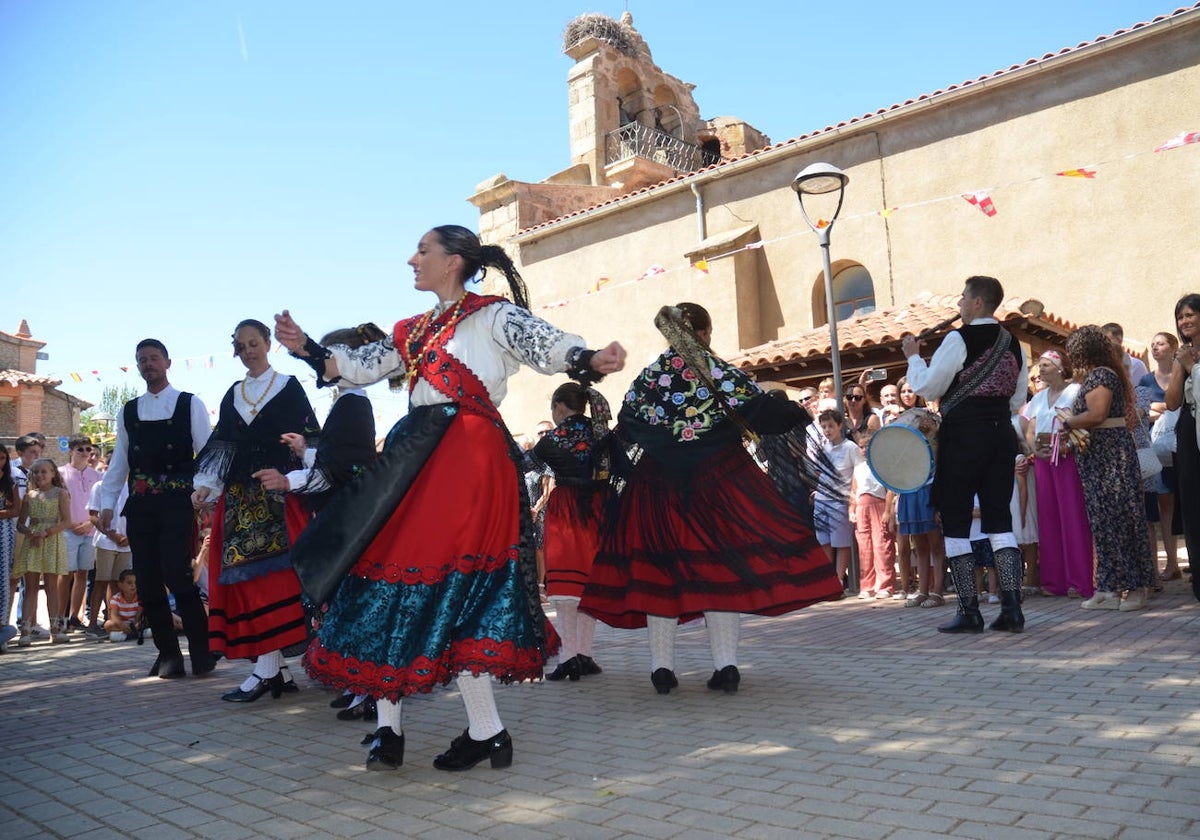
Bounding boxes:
832 264 875 320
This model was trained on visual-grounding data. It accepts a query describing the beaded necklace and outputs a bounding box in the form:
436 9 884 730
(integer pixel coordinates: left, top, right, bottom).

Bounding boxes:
401 294 468 386
240 368 278 416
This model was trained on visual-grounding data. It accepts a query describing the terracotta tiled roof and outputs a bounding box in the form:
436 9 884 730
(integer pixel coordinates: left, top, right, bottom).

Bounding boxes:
0 370 60 388
730 292 1081 370
518 4 1199 236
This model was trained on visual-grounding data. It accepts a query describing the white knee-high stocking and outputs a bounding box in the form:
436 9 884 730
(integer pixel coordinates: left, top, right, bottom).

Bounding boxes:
550 596 578 660
241 649 283 691
647 615 676 672
576 612 596 657
706 611 740 670
457 673 504 740
376 697 403 732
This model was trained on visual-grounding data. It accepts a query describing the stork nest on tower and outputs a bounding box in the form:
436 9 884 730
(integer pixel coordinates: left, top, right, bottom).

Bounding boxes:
562 14 638 56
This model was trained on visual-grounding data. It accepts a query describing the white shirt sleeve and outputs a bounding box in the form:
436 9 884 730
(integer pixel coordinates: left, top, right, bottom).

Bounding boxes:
905 330 966 402
488 302 585 375
99 408 130 511
331 337 405 388
1008 342 1029 415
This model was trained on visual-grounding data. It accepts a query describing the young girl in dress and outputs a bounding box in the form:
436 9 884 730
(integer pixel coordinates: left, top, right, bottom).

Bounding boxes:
14 458 71 645
535 382 612 682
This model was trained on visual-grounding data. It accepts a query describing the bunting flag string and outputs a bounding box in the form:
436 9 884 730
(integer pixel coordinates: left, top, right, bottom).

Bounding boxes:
527 129 1196 312
1155 131 1200 153
962 190 998 217
40 130 1196 379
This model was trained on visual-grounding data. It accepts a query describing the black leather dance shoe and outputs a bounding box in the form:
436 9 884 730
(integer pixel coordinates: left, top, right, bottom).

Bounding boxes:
337 698 378 722
149 654 187 680
706 665 740 694
330 692 355 709
433 728 513 771
545 656 581 682
365 727 405 771
578 655 602 676
221 672 286 703
650 668 678 695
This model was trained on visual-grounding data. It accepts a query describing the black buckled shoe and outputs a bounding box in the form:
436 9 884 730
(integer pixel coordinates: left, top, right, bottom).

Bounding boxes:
330 692 355 709
706 664 740 694
650 668 678 695
578 655 602 676
545 656 581 682
433 728 513 771
278 668 300 693
365 727 405 771
221 672 285 703
150 654 187 679
337 697 378 721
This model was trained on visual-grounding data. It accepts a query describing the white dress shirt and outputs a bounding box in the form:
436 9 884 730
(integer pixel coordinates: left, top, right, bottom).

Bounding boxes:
99 384 212 511
905 317 1026 415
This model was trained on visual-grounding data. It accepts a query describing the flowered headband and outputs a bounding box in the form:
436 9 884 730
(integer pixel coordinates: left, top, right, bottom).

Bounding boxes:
1040 350 1064 371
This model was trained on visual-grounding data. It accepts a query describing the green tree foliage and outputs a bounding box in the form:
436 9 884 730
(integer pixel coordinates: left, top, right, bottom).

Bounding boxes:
80 384 140 439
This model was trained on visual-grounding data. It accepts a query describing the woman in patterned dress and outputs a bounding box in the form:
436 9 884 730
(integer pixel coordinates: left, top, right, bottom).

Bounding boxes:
274 224 625 773
193 319 321 702
580 302 842 696
1063 326 1156 611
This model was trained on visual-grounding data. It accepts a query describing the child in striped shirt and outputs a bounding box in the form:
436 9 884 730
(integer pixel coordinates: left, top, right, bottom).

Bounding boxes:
104 569 143 642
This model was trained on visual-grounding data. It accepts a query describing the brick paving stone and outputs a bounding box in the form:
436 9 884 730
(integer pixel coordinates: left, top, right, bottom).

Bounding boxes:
3 582 1200 839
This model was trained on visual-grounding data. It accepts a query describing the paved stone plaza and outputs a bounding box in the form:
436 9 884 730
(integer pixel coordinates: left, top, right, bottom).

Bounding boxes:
2 581 1199 839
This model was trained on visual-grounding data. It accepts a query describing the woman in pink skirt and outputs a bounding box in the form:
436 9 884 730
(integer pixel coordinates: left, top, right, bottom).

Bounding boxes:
1022 350 1093 598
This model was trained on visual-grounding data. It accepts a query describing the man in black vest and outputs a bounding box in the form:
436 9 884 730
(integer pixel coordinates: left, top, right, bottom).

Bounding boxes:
99 339 215 677
902 276 1027 634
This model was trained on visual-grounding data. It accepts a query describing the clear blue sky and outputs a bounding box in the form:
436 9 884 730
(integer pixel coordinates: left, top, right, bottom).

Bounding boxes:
0 0 1182 423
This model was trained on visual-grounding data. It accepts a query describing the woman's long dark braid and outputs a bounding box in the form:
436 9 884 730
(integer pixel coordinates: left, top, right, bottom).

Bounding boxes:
433 224 530 310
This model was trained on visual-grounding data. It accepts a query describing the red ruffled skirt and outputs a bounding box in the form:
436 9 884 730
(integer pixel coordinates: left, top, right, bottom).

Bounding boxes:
207 493 309 660
304 410 556 699
580 442 842 629
543 485 606 599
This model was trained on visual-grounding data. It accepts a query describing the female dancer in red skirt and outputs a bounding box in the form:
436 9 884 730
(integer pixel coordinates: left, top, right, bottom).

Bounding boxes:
534 382 612 682
193 319 320 703
275 225 625 772
580 303 842 695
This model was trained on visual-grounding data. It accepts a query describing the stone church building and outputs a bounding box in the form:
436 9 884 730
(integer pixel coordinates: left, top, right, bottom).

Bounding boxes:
470 8 1200 431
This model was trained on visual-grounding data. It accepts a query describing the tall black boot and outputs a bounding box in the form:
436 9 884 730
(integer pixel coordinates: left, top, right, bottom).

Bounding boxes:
938 554 984 634
989 546 1025 633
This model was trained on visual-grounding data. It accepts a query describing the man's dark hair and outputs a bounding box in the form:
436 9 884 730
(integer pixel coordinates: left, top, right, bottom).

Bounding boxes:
963 275 1004 314
14 434 41 452
136 338 169 358
818 408 845 425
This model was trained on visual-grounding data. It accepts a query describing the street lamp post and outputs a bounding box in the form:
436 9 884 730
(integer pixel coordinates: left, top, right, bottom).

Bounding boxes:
792 162 855 593
91 411 115 459
791 162 850 413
